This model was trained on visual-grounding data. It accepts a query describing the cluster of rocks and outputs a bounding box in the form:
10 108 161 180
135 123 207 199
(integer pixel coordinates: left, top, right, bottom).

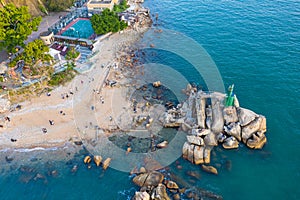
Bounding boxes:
132 170 182 200
163 84 267 170
83 155 111 170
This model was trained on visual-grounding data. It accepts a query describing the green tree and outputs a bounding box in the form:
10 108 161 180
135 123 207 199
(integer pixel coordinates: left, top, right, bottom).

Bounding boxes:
0 4 42 53
23 39 51 65
91 9 128 35
43 0 74 12
113 0 129 13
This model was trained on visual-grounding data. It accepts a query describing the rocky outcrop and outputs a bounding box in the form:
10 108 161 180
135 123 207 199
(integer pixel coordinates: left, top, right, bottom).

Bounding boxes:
102 158 111 170
224 122 241 141
223 106 238 124
211 98 224 133
133 171 164 187
222 136 239 149
133 191 150 200
151 183 170 200
162 85 267 172
93 155 102 167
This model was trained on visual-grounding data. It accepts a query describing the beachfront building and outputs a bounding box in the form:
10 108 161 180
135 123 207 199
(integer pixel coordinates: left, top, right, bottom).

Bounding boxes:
40 31 55 45
87 0 119 13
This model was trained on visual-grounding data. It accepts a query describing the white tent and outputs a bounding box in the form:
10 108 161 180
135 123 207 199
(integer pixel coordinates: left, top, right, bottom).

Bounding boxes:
48 48 62 60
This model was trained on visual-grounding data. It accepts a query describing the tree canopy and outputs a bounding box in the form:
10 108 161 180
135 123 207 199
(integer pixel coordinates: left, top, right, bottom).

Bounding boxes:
9 39 52 68
43 0 74 12
113 0 129 13
0 4 42 53
91 9 128 35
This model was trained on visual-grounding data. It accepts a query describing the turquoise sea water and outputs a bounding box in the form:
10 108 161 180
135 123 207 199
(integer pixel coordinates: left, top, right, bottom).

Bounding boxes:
1 0 300 199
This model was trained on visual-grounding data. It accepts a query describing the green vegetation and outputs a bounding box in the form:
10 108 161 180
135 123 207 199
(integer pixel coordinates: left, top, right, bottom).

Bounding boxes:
43 0 74 12
9 39 52 68
113 0 129 13
65 47 80 61
48 62 77 86
38 4 48 15
91 8 128 35
0 4 42 53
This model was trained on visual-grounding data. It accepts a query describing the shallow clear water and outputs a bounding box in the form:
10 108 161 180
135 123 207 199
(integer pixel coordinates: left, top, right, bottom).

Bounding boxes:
1 0 300 199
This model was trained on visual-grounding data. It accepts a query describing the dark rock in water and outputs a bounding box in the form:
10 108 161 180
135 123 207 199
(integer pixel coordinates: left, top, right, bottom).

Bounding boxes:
185 170 201 180
201 165 218 175
30 157 38 162
34 173 46 181
5 155 14 163
225 160 232 171
74 141 83 145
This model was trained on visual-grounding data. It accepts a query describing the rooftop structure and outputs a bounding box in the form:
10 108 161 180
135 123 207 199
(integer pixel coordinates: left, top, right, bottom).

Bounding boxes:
87 0 119 12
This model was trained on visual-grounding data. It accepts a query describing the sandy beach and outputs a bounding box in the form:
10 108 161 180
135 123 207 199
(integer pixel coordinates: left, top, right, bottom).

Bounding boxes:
0 12 152 150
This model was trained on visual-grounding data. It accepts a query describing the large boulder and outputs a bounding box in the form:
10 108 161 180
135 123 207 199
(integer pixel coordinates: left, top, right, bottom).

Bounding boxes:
151 183 170 200
191 129 211 137
102 158 111 170
165 180 179 190
203 146 212 164
237 107 258 126
186 135 204 146
224 122 242 141
193 146 205 165
201 165 218 175
205 107 212 129
133 191 150 200
204 132 218 146
223 106 238 124
222 136 239 149
241 116 264 143
182 142 190 160
133 171 164 187
187 144 195 163
246 131 267 149
93 155 102 167
195 92 206 128
211 98 224 133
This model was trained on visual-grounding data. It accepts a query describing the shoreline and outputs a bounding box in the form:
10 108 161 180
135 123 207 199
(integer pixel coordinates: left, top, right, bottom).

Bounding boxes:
0 2 152 151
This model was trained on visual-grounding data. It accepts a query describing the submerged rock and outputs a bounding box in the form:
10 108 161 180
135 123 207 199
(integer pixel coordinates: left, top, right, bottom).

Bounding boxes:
201 165 218 175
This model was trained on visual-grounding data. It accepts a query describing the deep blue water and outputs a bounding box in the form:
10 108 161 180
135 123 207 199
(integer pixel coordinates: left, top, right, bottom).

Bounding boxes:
1 0 300 199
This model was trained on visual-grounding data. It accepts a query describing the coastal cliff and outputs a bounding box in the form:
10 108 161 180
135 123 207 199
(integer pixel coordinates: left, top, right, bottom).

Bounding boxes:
0 0 45 16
